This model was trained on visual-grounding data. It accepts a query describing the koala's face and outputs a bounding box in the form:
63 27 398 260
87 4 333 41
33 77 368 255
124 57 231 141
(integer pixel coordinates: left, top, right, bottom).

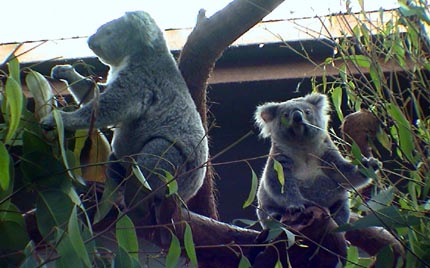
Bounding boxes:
88 11 164 67
88 17 131 66
255 93 330 144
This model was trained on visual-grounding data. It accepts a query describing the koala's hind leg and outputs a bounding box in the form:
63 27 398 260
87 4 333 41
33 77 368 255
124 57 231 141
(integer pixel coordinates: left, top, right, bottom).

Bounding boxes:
124 138 190 208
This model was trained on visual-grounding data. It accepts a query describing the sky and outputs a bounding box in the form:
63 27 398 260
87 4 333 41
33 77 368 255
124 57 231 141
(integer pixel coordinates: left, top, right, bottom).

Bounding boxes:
1 0 398 44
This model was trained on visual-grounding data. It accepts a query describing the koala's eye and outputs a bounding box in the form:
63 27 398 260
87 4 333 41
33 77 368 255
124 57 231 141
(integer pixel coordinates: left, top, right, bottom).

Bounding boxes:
283 113 289 118
305 109 312 115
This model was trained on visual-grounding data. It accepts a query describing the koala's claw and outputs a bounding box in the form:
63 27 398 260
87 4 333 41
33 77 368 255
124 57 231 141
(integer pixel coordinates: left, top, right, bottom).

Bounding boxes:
39 115 56 131
361 157 382 170
51 65 74 80
285 204 306 216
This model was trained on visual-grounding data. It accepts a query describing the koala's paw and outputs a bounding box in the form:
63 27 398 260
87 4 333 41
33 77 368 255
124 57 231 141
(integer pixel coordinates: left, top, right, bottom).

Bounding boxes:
361 157 382 170
285 200 307 216
51 65 75 81
40 114 56 131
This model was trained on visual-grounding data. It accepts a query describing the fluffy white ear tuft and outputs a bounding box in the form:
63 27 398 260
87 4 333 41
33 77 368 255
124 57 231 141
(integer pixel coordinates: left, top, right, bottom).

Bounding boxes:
254 102 278 138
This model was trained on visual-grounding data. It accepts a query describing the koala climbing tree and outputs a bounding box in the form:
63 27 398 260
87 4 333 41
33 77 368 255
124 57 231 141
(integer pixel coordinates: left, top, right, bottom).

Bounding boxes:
32 1 404 267
42 11 209 217
254 93 381 228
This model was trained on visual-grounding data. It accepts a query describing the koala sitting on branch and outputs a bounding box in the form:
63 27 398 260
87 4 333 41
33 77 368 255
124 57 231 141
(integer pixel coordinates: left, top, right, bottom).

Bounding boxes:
254 93 380 228
42 11 208 209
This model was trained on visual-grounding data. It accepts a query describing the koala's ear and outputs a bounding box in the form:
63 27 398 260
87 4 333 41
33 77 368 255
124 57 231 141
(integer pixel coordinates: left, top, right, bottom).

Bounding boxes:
254 103 278 138
304 93 330 114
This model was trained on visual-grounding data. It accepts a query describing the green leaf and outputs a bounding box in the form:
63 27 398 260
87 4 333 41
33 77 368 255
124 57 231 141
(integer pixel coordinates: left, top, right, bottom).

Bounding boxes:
331 87 343 121
350 141 363 162
273 159 285 194
113 247 135 268
0 203 29 251
243 168 258 208
280 116 289 126
376 129 392 153
36 190 74 238
7 56 20 85
68 207 91 268
5 77 23 143
387 103 414 163
131 161 152 191
25 70 53 120
274 259 283 268
346 55 372 69
22 130 51 155
55 228 83 268
232 218 259 227
53 110 84 185
116 215 139 260
94 176 118 224
184 223 198 268
369 64 382 94
0 141 10 190
166 232 181 268
238 255 251 268
163 170 178 197
345 246 359 268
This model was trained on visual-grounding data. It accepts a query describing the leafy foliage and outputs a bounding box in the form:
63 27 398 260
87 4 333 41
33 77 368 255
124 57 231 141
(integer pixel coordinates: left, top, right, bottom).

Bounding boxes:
313 0 430 267
1 1 430 267
0 57 180 267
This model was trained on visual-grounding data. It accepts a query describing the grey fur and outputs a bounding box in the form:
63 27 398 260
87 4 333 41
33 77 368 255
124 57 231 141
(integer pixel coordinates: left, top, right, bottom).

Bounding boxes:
41 11 208 203
254 93 380 228
51 64 104 104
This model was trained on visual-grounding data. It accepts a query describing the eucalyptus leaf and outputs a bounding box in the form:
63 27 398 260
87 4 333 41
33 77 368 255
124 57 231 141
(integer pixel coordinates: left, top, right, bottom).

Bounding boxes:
184 223 198 268
94 176 118 224
55 228 84 268
273 159 285 194
243 168 258 208
238 255 251 268
68 207 91 268
166 232 181 268
4 77 23 144
36 190 74 238
7 56 20 85
25 70 54 120
116 215 139 260
331 86 343 121
0 141 10 190
131 162 152 191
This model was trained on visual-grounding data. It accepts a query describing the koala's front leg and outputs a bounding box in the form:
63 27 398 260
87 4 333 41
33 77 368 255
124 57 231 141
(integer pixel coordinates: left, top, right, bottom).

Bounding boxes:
51 65 104 104
40 83 140 130
321 148 380 189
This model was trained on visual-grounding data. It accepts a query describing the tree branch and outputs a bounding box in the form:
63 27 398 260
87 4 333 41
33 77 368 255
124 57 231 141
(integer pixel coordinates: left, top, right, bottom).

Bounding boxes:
179 0 285 223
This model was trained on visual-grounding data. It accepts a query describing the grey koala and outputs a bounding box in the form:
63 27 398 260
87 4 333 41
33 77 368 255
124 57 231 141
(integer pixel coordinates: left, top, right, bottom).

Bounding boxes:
41 11 208 205
254 93 380 228
51 64 104 105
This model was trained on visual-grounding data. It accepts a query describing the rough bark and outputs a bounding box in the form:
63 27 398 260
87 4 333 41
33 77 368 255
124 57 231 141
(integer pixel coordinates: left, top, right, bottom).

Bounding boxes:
181 0 285 220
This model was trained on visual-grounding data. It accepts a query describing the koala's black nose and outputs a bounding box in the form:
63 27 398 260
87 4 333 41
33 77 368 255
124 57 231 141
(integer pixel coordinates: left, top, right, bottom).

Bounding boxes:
292 110 303 123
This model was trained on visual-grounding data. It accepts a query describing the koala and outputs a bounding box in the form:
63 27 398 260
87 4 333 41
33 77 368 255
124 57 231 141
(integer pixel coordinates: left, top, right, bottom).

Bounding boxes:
51 64 104 105
41 11 208 206
254 93 380 228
